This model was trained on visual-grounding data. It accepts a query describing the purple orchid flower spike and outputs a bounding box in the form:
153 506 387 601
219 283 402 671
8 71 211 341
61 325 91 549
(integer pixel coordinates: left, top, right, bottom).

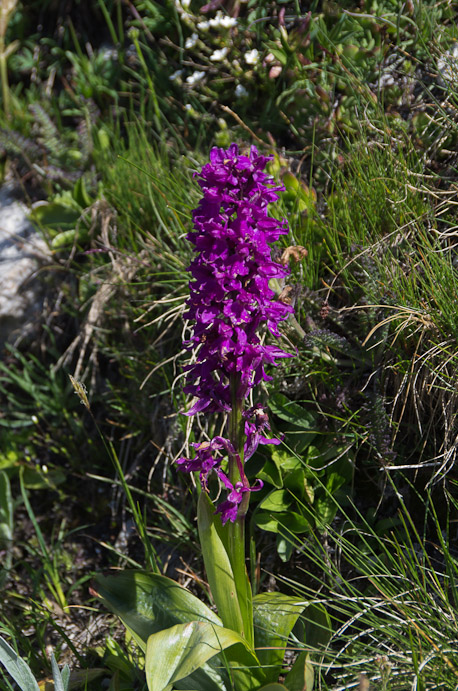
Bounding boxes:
178 143 295 523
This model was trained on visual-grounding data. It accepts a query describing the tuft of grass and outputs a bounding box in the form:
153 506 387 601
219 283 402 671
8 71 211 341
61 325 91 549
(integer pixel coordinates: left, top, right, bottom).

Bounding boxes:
283 482 458 690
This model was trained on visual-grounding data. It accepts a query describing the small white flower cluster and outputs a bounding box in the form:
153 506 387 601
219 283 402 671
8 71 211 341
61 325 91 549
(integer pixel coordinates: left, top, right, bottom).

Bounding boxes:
244 48 259 66
174 0 193 25
210 46 229 62
185 32 198 49
186 70 206 86
197 11 237 31
437 42 458 86
170 69 184 82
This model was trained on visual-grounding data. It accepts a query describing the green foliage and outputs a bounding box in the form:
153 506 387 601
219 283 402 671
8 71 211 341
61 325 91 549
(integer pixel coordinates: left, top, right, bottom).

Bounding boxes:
0 101 92 192
0 471 13 586
94 568 330 690
288 487 458 689
0 635 104 691
198 492 252 645
248 393 354 562
0 636 39 691
145 621 262 691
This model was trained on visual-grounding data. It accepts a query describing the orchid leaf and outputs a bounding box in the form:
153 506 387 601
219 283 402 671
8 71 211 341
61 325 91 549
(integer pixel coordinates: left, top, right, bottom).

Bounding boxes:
258 685 289 691
302 603 332 650
93 571 230 691
0 636 40 691
284 652 314 691
144 621 262 691
253 592 305 683
197 492 246 638
93 571 222 650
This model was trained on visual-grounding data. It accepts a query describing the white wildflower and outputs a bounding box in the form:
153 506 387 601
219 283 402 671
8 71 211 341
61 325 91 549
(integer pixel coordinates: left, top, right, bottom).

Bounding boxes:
210 46 229 61
197 20 210 31
209 11 237 29
244 49 260 65
185 33 198 49
170 69 184 81
186 70 206 85
235 84 248 98
437 42 458 85
174 0 193 23
175 0 191 13
219 14 237 29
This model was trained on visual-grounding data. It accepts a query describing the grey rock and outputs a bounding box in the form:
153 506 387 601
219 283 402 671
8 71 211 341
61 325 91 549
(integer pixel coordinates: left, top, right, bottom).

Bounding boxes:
0 183 51 347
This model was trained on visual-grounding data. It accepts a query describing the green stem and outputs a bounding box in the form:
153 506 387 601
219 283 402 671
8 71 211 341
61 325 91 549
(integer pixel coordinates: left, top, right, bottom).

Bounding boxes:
0 44 9 118
225 375 254 647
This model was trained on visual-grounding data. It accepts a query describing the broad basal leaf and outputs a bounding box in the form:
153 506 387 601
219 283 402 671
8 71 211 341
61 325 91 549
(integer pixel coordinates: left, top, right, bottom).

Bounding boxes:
253 593 305 683
284 652 314 691
145 621 262 691
0 636 40 691
93 570 221 650
93 571 230 691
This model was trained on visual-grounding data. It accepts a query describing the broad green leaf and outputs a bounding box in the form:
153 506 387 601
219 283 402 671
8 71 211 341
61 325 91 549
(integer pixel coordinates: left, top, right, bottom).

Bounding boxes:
254 512 280 533
284 652 314 691
93 571 222 649
259 490 291 512
269 395 317 430
257 459 283 488
29 201 80 234
255 512 311 535
94 571 229 691
72 177 93 208
313 495 338 527
270 448 303 474
21 467 66 490
46 655 69 691
303 603 332 650
276 535 294 563
258 685 288 691
326 472 347 494
0 450 20 471
283 469 308 500
0 636 40 691
145 621 262 691
51 230 77 250
197 492 246 639
253 593 305 683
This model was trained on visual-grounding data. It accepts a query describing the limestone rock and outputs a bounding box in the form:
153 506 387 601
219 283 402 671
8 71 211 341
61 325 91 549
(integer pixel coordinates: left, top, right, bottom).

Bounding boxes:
0 184 51 346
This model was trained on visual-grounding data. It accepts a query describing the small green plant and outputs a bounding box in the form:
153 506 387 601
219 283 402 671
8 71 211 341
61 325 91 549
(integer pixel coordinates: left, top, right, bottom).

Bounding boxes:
248 392 354 564
0 635 104 690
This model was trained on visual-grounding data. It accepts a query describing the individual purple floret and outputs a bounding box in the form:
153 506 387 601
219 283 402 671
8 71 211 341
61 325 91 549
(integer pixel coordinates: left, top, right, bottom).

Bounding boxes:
243 404 282 461
215 474 263 526
178 143 294 523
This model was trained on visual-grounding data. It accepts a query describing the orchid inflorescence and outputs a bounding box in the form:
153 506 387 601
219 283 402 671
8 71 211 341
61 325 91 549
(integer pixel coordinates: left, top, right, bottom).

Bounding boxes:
177 143 293 525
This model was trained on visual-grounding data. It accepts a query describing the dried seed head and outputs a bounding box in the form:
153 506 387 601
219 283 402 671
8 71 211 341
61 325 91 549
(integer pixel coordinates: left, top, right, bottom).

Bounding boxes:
69 375 90 411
